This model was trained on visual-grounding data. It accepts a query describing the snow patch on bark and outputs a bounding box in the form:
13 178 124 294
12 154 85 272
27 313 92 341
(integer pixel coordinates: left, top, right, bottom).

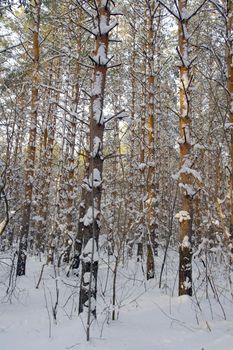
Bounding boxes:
80 207 99 226
175 211 191 222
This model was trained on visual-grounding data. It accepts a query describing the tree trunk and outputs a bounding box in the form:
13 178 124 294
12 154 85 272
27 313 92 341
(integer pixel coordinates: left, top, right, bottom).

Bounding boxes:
146 1 158 280
226 0 233 262
17 0 41 276
177 0 192 296
78 1 116 319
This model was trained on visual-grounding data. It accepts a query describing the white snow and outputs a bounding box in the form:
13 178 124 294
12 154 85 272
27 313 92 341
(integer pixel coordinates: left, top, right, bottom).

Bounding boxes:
80 206 99 226
181 235 191 248
93 98 103 124
82 169 102 191
1 252 233 350
181 9 191 20
91 136 102 158
173 159 202 183
179 183 195 197
193 143 205 151
92 44 108 66
225 122 233 130
83 271 91 283
175 210 191 222
90 168 102 187
92 17 117 36
81 238 99 263
138 162 147 170
32 215 44 222
183 277 192 290
92 72 103 95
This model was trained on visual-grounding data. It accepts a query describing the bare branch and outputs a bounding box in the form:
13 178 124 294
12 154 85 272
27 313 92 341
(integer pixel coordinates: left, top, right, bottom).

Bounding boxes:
187 0 208 20
157 0 179 20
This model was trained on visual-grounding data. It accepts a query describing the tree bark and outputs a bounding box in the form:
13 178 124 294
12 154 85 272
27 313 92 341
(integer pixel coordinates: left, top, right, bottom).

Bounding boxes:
226 0 233 262
17 0 41 276
78 0 116 318
177 0 192 296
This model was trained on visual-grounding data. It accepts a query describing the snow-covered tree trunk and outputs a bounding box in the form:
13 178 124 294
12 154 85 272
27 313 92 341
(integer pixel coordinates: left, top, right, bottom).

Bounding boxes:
177 0 192 296
17 0 41 276
33 59 59 254
226 0 233 261
78 0 117 319
146 16 156 279
41 64 60 261
146 1 160 280
126 25 137 254
63 62 80 265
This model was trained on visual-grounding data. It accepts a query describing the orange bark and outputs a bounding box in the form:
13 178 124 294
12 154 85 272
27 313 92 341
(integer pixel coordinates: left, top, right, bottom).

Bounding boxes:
17 0 41 276
227 1 233 258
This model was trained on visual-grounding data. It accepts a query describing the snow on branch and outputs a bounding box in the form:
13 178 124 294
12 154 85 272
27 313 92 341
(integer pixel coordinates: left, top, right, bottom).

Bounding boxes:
171 0 208 22
157 0 179 20
89 45 109 66
173 159 202 183
185 0 208 21
92 18 118 36
179 183 195 197
175 211 191 222
104 109 129 124
225 123 233 131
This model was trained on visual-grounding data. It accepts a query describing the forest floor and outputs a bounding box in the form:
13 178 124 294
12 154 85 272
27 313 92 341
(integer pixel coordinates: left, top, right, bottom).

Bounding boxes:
1 248 233 350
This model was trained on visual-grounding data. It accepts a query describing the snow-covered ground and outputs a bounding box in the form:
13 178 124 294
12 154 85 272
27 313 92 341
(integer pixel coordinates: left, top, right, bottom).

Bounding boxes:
1 250 233 350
